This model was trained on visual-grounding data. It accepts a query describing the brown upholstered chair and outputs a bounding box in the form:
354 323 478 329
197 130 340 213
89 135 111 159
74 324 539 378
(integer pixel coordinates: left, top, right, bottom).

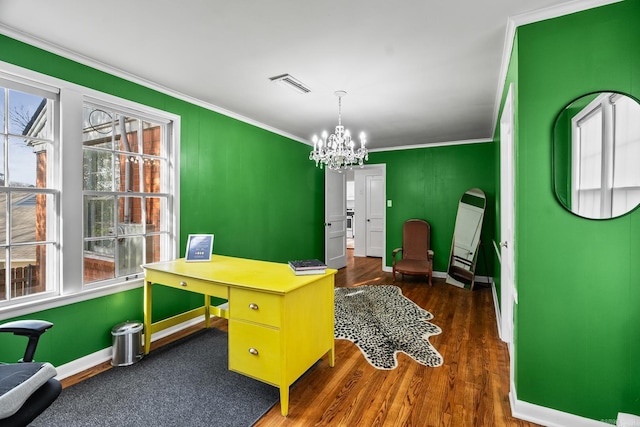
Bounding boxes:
392 219 434 286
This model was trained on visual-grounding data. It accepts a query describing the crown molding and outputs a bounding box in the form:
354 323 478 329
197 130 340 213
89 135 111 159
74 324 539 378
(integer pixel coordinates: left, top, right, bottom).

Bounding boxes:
490 0 624 138
368 138 493 153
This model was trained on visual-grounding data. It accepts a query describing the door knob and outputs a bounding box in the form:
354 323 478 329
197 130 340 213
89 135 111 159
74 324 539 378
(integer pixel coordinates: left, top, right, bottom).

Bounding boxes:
499 241 508 248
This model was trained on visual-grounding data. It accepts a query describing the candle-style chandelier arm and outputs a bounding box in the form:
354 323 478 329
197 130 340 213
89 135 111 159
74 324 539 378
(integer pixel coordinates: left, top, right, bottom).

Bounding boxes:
309 91 368 170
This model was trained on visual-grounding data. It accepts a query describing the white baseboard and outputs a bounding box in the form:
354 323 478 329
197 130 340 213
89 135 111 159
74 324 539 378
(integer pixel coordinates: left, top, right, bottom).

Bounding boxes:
54 315 205 380
489 288 613 427
509 384 613 427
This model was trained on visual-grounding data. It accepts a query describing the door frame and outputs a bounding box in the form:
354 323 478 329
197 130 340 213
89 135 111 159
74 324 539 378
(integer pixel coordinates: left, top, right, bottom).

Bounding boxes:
326 164 386 269
499 83 516 349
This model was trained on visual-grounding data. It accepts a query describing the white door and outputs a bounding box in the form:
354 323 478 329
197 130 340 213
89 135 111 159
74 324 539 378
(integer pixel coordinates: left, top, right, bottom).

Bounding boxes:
325 169 347 269
365 174 384 257
500 83 516 346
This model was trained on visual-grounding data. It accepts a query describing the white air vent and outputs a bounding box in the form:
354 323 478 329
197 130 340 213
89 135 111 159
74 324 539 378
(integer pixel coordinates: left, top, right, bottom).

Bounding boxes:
269 74 311 94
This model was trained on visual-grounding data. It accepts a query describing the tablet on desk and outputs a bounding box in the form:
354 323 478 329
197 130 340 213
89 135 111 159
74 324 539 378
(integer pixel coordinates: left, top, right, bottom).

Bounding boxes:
185 234 214 262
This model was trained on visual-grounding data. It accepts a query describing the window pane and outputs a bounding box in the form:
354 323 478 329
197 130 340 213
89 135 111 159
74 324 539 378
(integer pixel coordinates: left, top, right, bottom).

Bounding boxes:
115 115 140 155
142 121 161 156
0 194 5 243
9 244 49 298
0 252 5 301
12 192 51 243
118 196 143 229
83 106 114 149
146 196 166 232
0 136 5 185
84 195 115 238
8 136 50 187
9 245 36 297
613 96 640 187
8 90 50 138
84 238 115 283
145 234 162 263
143 158 163 193
117 236 143 276
116 152 140 193
0 87 5 133
83 149 114 191
578 109 602 191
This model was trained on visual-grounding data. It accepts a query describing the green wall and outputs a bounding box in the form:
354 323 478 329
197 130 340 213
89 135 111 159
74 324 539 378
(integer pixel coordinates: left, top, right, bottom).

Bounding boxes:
500 1 640 421
370 143 495 277
0 34 324 366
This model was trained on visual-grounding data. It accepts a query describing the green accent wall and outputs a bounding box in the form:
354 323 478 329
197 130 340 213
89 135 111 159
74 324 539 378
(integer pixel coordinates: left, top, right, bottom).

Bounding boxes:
369 143 495 277
0 35 324 366
496 0 640 421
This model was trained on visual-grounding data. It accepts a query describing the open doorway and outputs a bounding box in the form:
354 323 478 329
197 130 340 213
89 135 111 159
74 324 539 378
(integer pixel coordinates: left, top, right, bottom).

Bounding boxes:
346 170 355 249
326 165 386 269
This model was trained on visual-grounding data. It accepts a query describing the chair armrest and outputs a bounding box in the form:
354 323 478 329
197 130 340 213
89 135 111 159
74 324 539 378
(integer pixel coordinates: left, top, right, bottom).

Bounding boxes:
392 248 402 262
427 250 434 261
0 320 54 363
0 320 53 336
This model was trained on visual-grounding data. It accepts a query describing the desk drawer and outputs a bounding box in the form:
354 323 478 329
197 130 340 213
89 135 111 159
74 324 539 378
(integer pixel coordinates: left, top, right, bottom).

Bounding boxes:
230 288 281 327
146 270 227 297
229 320 280 385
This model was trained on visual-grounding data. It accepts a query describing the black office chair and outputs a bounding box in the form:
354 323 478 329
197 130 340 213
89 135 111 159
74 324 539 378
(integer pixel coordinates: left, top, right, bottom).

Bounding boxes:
0 320 62 427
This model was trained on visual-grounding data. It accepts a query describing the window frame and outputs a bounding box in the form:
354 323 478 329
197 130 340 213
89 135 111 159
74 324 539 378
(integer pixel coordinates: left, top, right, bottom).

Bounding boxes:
571 93 640 218
0 61 180 320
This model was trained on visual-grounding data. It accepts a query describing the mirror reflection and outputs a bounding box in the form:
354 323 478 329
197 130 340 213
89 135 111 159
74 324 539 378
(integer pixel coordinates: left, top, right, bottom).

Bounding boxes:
553 92 640 219
446 188 486 290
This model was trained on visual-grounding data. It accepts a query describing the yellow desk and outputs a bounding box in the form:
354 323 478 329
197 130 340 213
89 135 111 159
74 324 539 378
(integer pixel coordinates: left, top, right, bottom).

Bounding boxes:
142 255 336 416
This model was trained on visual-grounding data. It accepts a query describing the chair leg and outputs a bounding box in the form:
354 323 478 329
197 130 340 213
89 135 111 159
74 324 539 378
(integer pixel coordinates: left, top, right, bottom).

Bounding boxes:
392 268 396 283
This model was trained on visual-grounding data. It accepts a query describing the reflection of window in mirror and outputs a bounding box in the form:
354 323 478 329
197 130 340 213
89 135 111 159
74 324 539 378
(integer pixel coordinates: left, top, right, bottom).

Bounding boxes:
572 93 640 218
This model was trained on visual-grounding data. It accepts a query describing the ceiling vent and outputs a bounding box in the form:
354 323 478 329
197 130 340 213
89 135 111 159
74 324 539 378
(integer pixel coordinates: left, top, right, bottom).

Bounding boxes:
269 74 311 94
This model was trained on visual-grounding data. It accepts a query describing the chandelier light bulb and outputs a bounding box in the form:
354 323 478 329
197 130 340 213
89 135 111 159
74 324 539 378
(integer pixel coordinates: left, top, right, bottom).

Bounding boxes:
309 90 369 170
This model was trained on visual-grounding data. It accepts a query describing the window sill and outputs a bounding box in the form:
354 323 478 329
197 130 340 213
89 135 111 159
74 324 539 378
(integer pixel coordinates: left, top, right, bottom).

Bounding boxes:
0 278 144 321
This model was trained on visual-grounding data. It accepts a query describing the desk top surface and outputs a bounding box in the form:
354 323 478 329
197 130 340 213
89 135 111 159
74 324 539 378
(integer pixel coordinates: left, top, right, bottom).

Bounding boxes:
143 255 337 294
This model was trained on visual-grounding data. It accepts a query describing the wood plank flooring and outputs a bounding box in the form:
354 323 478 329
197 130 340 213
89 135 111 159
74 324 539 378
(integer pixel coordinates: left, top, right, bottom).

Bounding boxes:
62 250 540 426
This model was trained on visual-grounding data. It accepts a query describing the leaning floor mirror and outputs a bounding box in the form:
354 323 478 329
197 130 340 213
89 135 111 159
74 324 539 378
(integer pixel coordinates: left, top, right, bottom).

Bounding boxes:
446 188 486 290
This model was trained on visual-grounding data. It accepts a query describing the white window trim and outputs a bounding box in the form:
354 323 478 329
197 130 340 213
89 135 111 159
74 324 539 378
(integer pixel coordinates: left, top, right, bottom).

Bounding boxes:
0 60 181 321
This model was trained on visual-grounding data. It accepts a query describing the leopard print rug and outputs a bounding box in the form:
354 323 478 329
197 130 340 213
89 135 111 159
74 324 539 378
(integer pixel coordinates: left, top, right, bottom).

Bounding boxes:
334 285 443 370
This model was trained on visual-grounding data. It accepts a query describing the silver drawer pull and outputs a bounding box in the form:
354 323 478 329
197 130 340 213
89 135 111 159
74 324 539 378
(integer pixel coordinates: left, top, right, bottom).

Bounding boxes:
179 281 187 287
248 303 259 310
248 348 259 356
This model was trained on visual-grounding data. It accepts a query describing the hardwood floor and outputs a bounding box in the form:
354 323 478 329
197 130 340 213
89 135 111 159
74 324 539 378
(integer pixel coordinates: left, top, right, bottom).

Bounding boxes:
62 251 540 427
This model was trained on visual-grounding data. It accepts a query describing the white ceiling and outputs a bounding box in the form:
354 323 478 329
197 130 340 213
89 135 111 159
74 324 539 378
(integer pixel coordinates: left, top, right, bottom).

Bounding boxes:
0 0 613 150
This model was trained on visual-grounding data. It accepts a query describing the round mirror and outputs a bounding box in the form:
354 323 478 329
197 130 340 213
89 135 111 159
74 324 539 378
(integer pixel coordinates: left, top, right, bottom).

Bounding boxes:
553 91 640 219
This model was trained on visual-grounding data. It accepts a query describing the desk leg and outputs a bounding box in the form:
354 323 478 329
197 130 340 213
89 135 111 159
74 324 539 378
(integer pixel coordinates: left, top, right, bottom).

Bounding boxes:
280 386 289 416
204 294 211 328
143 280 152 354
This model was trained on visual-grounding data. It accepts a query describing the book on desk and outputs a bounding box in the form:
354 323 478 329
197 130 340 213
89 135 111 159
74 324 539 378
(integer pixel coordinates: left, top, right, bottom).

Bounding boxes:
288 259 327 275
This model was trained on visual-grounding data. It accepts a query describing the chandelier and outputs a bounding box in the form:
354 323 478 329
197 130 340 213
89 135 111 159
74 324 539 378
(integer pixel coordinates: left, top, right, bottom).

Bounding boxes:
309 90 368 170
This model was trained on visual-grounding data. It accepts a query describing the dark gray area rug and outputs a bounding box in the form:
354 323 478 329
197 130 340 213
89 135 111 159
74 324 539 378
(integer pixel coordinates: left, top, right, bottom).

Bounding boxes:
31 329 279 427
334 285 443 370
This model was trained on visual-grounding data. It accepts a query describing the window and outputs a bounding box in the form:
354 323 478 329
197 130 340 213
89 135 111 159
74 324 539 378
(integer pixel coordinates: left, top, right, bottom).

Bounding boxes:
82 102 172 285
572 93 640 218
0 64 178 313
0 78 59 303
